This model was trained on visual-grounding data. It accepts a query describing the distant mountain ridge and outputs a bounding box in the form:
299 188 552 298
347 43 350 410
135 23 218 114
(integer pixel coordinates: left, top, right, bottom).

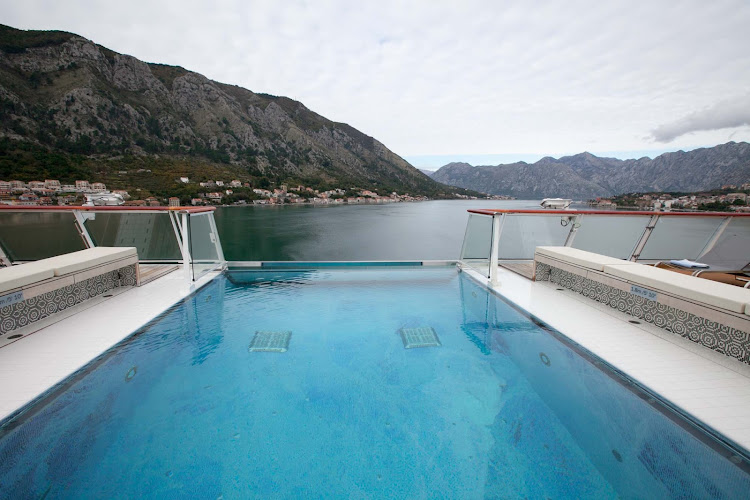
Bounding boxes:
431 142 750 198
0 24 459 197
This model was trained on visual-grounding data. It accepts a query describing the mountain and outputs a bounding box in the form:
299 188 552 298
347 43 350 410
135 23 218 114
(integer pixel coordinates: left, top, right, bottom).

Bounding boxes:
431 142 750 198
0 24 459 197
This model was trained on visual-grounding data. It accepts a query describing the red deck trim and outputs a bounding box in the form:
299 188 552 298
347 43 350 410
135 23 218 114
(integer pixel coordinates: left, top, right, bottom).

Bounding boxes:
0 205 215 213
467 208 750 217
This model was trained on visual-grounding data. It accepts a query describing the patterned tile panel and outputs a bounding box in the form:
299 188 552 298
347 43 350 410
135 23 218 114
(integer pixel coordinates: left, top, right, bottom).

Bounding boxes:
0 265 137 335
535 262 750 364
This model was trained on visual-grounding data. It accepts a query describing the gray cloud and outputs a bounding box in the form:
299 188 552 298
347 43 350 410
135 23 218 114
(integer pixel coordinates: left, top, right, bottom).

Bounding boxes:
650 94 750 142
2 0 750 159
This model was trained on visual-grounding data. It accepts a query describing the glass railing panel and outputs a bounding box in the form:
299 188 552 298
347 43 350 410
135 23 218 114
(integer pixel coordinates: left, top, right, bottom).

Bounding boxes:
189 213 222 280
0 212 85 261
460 213 493 277
497 214 570 260
572 215 651 260
698 217 750 270
84 213 181 261
639 216 725 262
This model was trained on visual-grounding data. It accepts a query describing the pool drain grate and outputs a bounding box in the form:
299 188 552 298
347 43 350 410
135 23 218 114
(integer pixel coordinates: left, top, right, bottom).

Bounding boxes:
399 327 441 349
249 331 292 352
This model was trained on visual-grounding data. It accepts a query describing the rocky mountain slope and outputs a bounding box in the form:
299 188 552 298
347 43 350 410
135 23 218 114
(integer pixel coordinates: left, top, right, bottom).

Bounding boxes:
0 24 458 197
431 142 750 198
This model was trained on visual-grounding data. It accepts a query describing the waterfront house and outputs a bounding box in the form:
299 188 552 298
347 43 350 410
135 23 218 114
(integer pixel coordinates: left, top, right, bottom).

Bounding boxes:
18 193 39 205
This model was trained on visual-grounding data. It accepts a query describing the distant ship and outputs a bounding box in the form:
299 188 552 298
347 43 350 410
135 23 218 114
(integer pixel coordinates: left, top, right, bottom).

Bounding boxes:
540 198 572 209
83 192 125 206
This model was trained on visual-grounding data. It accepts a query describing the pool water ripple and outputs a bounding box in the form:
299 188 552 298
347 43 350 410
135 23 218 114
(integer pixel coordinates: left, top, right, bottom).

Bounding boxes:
0 267 748 499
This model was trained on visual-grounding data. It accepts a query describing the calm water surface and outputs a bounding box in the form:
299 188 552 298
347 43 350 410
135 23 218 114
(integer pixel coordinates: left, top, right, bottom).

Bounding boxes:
214 200 541 261
1 268 747 498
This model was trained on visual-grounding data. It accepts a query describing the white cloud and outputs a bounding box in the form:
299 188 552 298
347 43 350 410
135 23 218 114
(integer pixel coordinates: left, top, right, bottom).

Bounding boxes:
2 0 750 160
650 94 750 142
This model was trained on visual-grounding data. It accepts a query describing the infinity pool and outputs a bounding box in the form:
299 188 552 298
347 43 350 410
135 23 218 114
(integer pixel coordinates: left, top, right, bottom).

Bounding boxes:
0 267 748 498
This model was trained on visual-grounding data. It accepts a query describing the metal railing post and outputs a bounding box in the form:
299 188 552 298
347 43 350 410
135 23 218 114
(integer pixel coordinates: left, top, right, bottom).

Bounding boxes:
207 212 226 264
72 210 95 248
489 213 504 285
563 214 583 247
168 211 185 256
697 216 732 259
629 214 660 261
181 212 192 281
0 241 12 267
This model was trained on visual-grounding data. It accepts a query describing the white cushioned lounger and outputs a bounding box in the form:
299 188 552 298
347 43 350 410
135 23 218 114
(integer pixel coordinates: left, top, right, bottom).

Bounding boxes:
535 246 637 272
45 247 138 276
0 264 55 294
604 263 750 314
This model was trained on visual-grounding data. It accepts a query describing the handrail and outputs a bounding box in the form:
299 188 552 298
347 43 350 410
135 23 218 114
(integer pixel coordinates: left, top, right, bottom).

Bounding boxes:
0 204 225 280
0 205 215 213
468 208 750 217
462 208 750 284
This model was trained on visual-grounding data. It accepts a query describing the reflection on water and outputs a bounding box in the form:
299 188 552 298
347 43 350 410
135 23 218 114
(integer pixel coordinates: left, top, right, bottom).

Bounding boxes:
0 268 748 498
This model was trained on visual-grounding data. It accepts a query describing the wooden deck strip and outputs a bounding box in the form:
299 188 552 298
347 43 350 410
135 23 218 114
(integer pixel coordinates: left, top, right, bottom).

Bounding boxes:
138 264 178 285
499 260 534 280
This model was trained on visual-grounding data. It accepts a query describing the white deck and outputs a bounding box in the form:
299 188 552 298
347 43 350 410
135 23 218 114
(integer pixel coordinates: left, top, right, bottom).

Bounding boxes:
464 265 750 452
0 270 219 420
1 265 749 454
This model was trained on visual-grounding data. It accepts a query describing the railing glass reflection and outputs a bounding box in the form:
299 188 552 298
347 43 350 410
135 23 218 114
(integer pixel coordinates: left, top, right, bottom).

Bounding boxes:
0 207 225 282
460 209 750 284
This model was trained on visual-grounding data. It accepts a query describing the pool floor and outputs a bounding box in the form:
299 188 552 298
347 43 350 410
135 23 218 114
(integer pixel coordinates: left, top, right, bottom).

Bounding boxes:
0 268 748 498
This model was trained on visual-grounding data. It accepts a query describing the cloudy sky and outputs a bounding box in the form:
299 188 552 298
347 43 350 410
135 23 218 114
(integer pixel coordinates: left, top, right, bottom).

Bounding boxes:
3 0 750 167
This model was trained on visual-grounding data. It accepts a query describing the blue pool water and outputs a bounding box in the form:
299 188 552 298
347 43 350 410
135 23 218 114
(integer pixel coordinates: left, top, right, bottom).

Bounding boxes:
0 267 748 498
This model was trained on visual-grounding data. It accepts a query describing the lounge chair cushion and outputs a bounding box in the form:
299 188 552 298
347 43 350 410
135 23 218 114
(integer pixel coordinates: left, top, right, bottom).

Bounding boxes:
48 247 137 276
535 246 636 272
604 263 750 314
0 262 56 294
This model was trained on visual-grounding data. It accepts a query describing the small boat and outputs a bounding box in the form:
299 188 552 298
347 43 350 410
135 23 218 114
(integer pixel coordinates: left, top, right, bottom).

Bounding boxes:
540 198 572 209
84 193 125 206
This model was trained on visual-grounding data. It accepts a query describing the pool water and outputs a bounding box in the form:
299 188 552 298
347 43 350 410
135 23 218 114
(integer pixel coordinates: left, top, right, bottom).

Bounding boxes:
0 267 748 498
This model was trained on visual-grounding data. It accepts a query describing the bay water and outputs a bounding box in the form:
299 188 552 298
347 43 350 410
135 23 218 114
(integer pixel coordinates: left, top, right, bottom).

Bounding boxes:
214 199 540 261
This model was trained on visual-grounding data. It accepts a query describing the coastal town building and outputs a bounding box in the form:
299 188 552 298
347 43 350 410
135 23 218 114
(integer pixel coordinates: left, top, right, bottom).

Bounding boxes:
1 178 439 207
